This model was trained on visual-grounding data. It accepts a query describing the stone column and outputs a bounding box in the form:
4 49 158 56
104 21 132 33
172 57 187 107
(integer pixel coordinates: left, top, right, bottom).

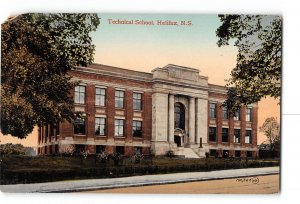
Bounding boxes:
189 96 195 145
151 92 169 155
168 94 175 143
196 98 208 144
195 98 199 144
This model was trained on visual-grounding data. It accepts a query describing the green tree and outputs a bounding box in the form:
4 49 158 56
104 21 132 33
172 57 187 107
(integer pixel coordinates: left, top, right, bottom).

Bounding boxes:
1 13 100 138
259 117 280 152
216 15 282 112
0 143 26 155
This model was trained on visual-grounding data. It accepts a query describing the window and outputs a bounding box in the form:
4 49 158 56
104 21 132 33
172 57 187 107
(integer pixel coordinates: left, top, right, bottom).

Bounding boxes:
222 106 229 119
115 119 124 136
245 130 252 144
95 88 106 106
209 127 217 142
247 151 252 157
234 108 240 121
133 93 142 110
74 145 85 154
234 129 240 143
174 103 185 129
116 146 125 155
222 150 229 158
134 147 142 155
210 103 216 118
246 108 252 122
96 145 106 154
222 128 229 142
235 151 241 157
210 149 217 157
115 90 125 108
133 120 142 137
74 117 86 135
95 117 106 136
74 85 85 104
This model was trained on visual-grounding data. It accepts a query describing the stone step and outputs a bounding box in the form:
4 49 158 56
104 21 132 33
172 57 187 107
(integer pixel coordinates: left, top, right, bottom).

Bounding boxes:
174 147 200 158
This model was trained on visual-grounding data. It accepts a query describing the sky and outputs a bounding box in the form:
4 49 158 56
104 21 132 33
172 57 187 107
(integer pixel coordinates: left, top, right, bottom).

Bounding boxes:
0 13 280 146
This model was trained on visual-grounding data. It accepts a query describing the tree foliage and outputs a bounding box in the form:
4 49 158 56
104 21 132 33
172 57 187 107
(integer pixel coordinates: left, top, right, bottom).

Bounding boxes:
1 13 100 138
259 117 280 151
0 143 26 155
216 15 282 111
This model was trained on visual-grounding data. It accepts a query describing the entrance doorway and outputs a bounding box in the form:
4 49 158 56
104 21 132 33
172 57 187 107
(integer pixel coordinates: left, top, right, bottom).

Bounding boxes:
174 135 182 147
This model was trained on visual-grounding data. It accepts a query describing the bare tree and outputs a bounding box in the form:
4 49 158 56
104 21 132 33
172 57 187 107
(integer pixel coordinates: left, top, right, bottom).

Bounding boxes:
259 117 280 151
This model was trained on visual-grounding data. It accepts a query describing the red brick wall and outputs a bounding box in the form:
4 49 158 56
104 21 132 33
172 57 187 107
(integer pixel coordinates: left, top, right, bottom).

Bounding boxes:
125 90 133 142
125 146 133 156
60 121 73 139
229 116 234 145
86 145 95 154
106 146 114 154
240 107 246 146
106 87 115 139
142 147 150 155
143 92 152 141
86 84 96 139
251 107 258 148
216 102 223 144
207 94 258 157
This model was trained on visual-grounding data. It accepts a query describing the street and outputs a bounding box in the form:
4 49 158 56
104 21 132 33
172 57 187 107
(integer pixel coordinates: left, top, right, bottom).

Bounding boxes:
84 174 279 194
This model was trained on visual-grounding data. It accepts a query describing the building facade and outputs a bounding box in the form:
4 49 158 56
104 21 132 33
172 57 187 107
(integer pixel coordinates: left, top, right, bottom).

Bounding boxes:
38 63 258 158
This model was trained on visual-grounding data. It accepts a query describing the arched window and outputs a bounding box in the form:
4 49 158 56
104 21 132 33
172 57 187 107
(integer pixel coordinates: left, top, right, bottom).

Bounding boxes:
174 103 185 130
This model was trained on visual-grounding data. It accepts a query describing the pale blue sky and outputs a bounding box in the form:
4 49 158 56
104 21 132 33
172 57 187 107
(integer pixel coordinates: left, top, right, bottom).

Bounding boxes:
91 13 223 48
90 13 238 84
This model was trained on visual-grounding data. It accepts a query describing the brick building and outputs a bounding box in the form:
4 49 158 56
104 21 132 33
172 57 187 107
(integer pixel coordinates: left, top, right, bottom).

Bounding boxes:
38 63 258 158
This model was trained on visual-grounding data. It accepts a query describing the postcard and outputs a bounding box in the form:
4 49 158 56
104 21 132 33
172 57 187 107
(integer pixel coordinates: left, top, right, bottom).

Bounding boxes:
0 13 281 194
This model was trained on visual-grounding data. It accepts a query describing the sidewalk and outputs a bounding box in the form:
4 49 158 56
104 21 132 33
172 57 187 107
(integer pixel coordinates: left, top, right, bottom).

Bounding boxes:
0 167 279 193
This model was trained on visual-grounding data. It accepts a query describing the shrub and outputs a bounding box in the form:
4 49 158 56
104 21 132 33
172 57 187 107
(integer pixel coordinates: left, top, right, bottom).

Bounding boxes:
0 155 280 184
0 143 26 155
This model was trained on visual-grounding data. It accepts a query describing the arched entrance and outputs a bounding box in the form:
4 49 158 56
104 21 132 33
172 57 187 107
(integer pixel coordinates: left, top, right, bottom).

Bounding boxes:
174 102 185 146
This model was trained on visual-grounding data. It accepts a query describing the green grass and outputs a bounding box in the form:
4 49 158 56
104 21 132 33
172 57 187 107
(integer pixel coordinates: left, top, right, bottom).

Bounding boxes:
0 155 279 184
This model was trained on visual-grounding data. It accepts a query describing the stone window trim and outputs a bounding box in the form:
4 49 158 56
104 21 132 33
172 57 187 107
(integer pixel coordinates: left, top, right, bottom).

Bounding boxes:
133 117 143 121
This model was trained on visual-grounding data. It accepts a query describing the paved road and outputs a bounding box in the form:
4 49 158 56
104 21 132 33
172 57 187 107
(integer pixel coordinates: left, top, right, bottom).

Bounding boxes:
0 167 279 193
86 174 279 194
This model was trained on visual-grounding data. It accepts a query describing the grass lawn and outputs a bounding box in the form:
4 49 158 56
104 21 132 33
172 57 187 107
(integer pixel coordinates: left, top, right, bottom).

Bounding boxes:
0 155 279 184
